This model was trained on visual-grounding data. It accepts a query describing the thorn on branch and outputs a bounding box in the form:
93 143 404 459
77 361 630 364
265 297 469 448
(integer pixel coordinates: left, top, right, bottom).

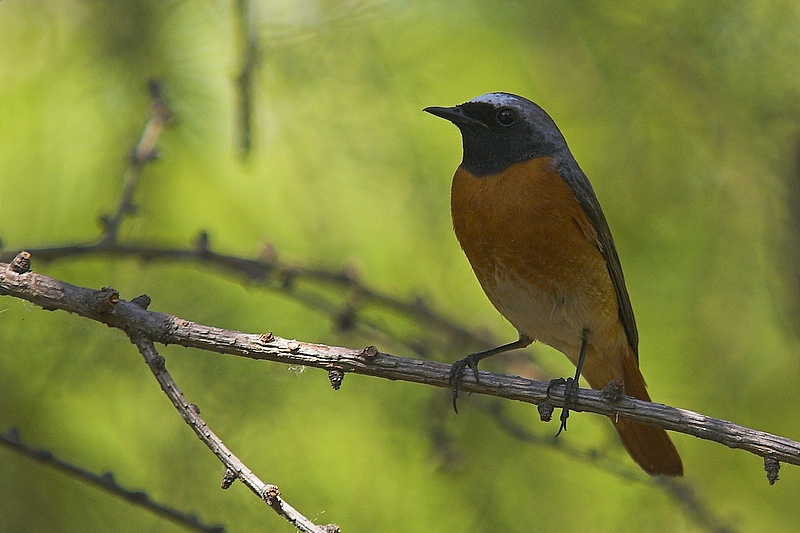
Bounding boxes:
221 467 238 490
602 379 625 402
260 331 275 343
328 369 345 390
764 456 780 485
9 251 31 274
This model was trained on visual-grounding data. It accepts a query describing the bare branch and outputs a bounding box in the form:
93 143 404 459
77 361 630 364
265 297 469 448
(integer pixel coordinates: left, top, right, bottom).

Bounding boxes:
235 0 258 157
0 239 493 357
101 80 173 244
2 257 799 477
0 255 335 531
0 242 726 531
0 429 224 533
131 335 336 533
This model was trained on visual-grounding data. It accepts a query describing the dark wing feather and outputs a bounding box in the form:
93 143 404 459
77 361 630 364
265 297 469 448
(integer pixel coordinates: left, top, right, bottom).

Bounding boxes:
557 160 639 360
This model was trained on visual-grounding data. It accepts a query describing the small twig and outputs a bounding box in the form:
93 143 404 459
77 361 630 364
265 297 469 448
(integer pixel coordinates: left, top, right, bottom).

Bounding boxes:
0 239 499 360
235 0 258 157
130 335 335 533
0 76 501 362
101 80 173 244
0 429 224 533
2 258 799 479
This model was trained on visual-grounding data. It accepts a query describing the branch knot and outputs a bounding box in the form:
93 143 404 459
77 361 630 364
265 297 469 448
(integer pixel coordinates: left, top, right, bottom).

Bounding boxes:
764 456 780 485
328 369 345 390
9 251 31 274
91 287 120 314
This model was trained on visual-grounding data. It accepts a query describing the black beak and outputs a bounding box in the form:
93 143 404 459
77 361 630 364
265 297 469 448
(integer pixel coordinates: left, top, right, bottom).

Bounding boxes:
424 105 489 129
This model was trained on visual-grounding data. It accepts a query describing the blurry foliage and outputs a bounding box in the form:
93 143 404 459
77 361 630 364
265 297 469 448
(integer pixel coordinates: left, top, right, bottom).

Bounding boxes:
2 1 800 532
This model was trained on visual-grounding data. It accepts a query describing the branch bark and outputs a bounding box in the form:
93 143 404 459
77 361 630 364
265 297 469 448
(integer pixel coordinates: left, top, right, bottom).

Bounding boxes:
0 256 338 532
132 335 332 533
2 257 798 475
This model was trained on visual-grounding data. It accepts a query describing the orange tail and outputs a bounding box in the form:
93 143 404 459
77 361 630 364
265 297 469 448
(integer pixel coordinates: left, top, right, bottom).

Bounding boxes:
612 355 683 476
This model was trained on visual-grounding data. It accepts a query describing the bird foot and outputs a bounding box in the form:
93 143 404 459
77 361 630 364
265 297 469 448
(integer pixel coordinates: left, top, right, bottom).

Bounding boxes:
448 354 482 414
547 377 579 436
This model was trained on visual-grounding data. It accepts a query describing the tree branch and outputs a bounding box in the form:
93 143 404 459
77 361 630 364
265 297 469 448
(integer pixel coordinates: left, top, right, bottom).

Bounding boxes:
0 254 337 532
234 0 258 158
131 335 336 533
0 238 494 359
100 80 173 244
2 255 798 479
0 429 224 533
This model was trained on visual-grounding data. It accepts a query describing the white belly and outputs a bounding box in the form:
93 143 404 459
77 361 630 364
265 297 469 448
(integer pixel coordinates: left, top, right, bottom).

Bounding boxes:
480 263 619 362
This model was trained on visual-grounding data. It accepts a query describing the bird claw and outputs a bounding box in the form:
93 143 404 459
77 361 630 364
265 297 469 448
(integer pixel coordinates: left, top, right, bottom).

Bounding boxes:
546 377 566 396
547 377 578 436
448 354 481 414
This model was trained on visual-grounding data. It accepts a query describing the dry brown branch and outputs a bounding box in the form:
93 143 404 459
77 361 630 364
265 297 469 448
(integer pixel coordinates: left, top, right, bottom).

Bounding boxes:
0 66 743 533
0 238 492 358
132 335 338 533
0 243 728 530
0 255 338 533
2 255 799 481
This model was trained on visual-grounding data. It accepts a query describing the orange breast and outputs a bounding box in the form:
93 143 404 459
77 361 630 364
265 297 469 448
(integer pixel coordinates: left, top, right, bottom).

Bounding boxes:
451 157 626 366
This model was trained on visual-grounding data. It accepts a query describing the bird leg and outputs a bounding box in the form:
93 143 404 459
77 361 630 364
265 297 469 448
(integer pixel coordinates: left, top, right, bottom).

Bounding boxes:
449 333 532 413
548 329 589 436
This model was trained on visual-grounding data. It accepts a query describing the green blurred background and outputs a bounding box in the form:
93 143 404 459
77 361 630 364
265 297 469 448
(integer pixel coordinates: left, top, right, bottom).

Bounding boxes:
2 1 800 531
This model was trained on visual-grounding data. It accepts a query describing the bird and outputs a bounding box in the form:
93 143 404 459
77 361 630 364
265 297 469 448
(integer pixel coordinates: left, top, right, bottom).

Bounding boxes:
424 92 683 477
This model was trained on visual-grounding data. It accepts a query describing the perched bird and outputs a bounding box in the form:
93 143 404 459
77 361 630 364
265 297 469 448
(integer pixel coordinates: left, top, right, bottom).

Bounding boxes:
425 93 683 476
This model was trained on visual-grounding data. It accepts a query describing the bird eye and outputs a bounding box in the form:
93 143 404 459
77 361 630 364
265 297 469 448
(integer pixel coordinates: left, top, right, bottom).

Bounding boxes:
496 108 517 126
